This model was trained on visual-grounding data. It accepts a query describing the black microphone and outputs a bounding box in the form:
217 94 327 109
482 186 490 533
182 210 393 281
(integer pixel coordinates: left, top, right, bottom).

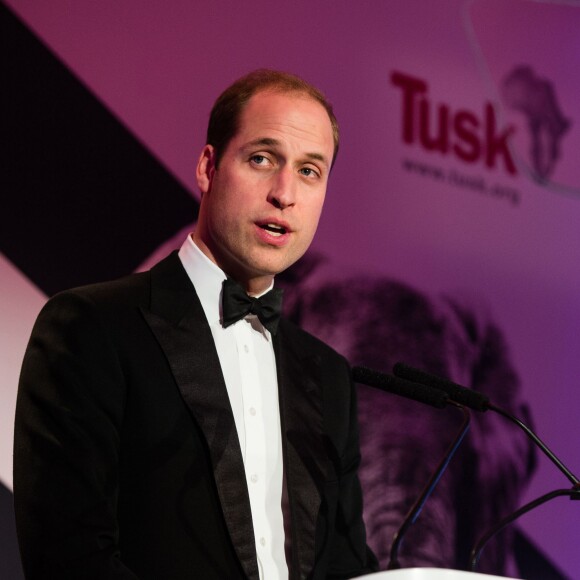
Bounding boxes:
393 362 490 411
352 365 470 570
352 366 448 409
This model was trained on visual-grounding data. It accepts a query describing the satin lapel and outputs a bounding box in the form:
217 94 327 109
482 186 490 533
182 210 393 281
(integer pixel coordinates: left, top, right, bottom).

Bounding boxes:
140 253 259 580
275 322 331 580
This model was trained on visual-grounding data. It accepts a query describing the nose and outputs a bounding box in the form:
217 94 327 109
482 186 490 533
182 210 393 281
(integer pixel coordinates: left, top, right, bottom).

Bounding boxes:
268 167 296 210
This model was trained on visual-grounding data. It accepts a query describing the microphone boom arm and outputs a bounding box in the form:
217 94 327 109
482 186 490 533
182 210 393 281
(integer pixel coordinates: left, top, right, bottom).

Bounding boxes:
488 402 580 486
388 401 471 570
394 362 580 486
469 486 580 571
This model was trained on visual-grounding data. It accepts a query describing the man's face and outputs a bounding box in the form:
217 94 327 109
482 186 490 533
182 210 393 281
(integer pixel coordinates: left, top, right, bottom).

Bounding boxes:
194 90 334 294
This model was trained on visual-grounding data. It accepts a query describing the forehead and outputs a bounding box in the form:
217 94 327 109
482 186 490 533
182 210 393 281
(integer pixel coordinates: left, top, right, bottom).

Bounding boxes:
234 90 334 158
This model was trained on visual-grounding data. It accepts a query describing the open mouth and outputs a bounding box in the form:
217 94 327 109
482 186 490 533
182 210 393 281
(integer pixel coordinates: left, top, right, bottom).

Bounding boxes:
260 223 287 237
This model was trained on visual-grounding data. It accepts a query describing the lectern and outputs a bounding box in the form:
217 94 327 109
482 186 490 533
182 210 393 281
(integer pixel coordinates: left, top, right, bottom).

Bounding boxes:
357 569 512 580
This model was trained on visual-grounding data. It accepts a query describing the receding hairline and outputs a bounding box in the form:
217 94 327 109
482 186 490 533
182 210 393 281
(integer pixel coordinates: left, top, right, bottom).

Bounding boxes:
235 87 336 161
206 69 340 168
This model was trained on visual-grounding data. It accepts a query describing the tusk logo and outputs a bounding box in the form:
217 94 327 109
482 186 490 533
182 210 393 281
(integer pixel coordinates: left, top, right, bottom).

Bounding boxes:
391 70 517 175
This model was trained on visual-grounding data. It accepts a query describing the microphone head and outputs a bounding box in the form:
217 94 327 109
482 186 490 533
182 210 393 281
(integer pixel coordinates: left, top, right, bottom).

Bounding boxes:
393 362 490 412
352 366 449 409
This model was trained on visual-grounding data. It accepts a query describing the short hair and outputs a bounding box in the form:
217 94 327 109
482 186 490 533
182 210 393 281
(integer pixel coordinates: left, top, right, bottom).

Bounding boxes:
206 69 339 168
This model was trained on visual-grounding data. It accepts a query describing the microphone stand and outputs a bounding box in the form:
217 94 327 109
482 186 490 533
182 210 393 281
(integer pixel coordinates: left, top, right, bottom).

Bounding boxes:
470 486 580 571
388 401 471 570
469 402 580 571
392 362 580 572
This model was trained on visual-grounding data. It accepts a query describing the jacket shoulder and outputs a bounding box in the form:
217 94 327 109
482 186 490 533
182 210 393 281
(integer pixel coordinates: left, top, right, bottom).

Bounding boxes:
44 251 183 313
279 316 349 369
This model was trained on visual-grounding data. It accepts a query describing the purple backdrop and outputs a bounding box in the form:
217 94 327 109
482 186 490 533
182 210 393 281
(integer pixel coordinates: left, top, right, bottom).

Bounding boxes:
2 0 579 577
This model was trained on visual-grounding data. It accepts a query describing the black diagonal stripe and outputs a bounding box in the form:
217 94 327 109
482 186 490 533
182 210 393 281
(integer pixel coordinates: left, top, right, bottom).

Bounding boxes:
0 3 198 295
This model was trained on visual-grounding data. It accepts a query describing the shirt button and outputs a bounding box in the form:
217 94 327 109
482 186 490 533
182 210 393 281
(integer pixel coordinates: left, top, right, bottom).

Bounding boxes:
250 474 258 483
249 407 256 416
260 537 266 546
244 344 249 353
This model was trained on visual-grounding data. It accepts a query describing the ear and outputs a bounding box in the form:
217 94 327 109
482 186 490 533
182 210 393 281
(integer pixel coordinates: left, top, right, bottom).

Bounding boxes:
196 144 216 196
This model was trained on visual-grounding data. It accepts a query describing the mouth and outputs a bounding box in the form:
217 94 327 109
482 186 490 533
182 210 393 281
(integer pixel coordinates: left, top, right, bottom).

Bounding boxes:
258 222 289 237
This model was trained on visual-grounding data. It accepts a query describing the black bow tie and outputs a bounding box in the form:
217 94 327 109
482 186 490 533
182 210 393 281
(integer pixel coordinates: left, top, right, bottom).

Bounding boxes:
221 278 284 335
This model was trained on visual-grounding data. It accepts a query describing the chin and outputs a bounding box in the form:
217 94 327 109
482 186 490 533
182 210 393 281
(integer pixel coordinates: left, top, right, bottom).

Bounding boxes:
248 254 297 278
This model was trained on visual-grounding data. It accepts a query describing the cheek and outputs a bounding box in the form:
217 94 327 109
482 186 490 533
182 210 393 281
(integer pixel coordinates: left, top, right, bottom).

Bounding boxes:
305 196 326 229
207 185 238 224
296 204 324 253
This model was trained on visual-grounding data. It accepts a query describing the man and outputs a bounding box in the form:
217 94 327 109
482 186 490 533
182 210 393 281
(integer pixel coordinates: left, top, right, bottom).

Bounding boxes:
14 70 377 579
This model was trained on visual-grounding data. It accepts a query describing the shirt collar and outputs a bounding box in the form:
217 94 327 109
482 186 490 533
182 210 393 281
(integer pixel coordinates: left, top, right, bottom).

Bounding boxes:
177 234 274 327
178 234 226 326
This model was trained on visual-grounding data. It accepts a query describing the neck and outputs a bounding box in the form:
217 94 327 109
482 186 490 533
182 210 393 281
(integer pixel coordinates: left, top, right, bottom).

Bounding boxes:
190 232 274 296
240 276 274 297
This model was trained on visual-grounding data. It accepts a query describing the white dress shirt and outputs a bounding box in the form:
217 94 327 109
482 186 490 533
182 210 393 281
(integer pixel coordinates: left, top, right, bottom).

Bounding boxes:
178 235 288 580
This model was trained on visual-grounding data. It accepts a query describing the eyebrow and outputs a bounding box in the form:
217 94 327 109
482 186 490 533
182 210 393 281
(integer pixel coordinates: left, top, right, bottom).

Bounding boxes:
244 137 330 168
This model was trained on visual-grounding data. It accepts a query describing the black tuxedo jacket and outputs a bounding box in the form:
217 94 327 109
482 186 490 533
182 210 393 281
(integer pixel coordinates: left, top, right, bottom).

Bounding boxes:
14 252 376 579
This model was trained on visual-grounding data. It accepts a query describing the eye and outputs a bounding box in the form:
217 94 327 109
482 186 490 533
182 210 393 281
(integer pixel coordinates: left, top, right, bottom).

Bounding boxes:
250 154 270 166
299 167 320 178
